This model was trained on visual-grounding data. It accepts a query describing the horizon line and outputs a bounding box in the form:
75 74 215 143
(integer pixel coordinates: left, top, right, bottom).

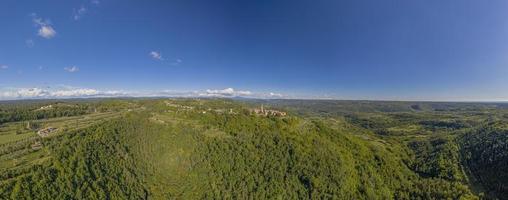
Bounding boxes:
1 96 508 104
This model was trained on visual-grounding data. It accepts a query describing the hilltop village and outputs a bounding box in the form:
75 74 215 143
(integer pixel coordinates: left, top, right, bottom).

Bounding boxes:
164 100 287 117
250 105 287 117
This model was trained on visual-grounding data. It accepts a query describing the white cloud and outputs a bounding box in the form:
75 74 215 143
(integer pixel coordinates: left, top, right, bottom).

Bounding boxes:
0 65 8 69
201 88 253 97
150 51 163 60
64 66 79 72
102 90 126 96
32 14 56 39
200 88 287 99
269 92 283 98
237 90 253 96
0 86 287 100
38 26 56 38
91 0 100 5
17 88 50 98
205 88 235 96
0 87 130 99
73 6 87 20
51 88 98 97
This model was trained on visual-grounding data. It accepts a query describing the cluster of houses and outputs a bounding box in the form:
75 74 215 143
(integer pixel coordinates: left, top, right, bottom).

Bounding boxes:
37 127 57 137
38 105 53 110
165 101 286 117
250 105 287 117
165 101 195 110
166 101 238 114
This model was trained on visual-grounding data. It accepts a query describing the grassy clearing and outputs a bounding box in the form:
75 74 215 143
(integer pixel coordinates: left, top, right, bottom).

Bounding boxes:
0 132 36 145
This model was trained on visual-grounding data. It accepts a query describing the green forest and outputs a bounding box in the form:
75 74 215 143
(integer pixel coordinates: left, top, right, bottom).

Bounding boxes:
1 99 508 199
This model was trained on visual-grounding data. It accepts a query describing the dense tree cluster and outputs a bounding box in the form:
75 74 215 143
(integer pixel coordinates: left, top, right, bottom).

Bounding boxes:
409 138 465 181
0 117 148 199
0 99 135 125
460 125 508 198
0 105 89 124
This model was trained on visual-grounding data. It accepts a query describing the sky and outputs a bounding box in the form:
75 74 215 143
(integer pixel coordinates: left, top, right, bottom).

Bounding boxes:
1 0 508 101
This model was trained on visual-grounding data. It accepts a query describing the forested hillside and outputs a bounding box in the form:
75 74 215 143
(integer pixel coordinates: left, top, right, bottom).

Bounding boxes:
0 99 507 199
460 124 508 198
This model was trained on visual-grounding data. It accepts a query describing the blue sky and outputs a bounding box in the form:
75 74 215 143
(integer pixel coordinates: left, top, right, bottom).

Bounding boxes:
1 0 508 100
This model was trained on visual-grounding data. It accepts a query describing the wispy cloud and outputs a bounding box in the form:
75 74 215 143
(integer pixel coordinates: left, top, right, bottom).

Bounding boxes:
149 50 182 66
73 5 88 20
73 6 87 20
170 59 183 66
25 39 34 48
31 14 49 26
73 0 101 21
64 66 79 72
0 65 8 70
32 13 56 39
149 51 164 61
